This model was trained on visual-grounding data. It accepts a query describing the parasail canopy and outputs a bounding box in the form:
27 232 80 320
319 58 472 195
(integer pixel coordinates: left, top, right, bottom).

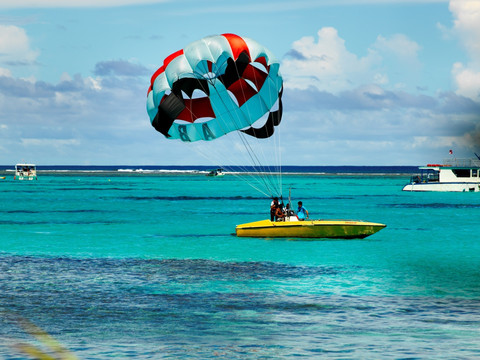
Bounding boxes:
146 33 283 142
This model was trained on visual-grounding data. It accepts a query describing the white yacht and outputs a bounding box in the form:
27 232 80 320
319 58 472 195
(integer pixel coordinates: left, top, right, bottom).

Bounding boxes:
403 158 480 192
14 163 37 180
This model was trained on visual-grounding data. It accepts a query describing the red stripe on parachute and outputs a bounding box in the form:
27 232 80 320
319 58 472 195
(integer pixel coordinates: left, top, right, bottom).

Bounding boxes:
222 33 250 61
148 49 184 95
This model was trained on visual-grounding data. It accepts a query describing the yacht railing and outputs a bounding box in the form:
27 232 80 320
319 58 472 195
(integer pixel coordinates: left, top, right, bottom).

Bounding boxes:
443 158 480 167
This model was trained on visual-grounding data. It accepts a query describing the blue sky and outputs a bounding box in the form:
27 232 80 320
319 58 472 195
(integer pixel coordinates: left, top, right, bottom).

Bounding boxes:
0 0 479 165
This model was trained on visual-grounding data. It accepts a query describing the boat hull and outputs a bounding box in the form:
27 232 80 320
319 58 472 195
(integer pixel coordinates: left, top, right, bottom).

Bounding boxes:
403 182 480 192
236 219 386 239
14 175 37 181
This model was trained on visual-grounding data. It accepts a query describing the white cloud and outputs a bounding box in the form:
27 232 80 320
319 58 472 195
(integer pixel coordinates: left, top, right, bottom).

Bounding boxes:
0 18 476 166
0 64 163 165
276 95 478 165
282 27 379 92
452 62 480 100
20 138 80 146
373 73 389 85
0 25 39 66
450 0 480 61
279 24 479 161
59 72 72 82
85 77 102 91
282 27 421 93
373 34 421 64
449 0 480 102
0 67 12 77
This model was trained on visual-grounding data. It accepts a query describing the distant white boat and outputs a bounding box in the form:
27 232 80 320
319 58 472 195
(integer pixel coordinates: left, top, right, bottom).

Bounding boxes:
403 158 480 192
14 163 37 181
206 168 225 177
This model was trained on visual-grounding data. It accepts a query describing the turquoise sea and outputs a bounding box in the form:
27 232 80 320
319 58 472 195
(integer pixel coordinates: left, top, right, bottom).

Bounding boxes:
1 166 480 359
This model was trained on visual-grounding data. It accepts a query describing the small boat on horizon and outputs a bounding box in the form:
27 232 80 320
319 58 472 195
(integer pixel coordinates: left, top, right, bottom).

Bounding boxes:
206 168 225 177
403 157 480 192
236 216 386 239
14 163 37 181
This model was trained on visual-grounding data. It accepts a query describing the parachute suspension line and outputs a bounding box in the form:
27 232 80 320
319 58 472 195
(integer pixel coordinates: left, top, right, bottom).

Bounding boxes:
273 90 283 197
189 124 276 198
226 57 282 197
187 69 279 197
245 63 282 197
239 73 282 197
241 57 283 197
188 57 275 197
202 72 281 198
180 52 281 199
147 34 285 199
234 126 279 197
231 59 281 195
190 143 272 198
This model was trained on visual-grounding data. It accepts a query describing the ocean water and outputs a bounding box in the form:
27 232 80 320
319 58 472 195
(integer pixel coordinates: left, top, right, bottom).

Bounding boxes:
1 167 480 359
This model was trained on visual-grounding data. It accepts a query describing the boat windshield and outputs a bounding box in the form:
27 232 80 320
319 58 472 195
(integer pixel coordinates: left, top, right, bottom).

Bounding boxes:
18 165 35 170
411 169 439 184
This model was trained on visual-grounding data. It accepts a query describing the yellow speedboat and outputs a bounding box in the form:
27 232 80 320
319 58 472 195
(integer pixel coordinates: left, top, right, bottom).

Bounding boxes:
236 218 386 239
